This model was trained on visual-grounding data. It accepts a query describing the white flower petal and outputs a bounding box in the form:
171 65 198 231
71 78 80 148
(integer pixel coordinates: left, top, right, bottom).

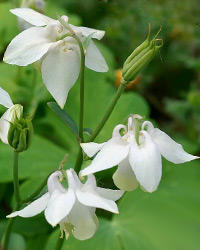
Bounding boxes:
66 169 81 191
151 128 199 164
10 8 55 26
113 157 139 191
44 189 75 226
76 184 119 213
47 171 66 194
80 142 105 157
7 193 50 218
41 43 80 108
80 137 129 176
112 124 127 138
85 40 108 72
3 26 53 66
85 174 97 187
70 24 105 40
96 187 124 201
68 201 98 240
129 131 162 193
0 87 13 108
0 105 23 144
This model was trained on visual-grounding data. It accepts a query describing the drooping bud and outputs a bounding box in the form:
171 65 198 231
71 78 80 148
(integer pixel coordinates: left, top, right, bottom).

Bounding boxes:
122 25 163 83
8 116 34 153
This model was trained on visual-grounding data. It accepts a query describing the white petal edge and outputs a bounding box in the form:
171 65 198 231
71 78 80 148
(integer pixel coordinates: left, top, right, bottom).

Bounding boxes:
80 142 105 157
151 128 199 164
113 157 139 191
70 24 105 40
7 193 50 218
129 132 162 193
96 187 124 201
10 8 55 26
80 137 129 176
4 26 53 66
0 87 13 108
41 42 80 108
85 40 108 72
44 189 75 227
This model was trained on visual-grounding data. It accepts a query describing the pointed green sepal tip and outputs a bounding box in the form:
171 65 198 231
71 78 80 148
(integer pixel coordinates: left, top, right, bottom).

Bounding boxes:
122 24 163 83
8 116 34 153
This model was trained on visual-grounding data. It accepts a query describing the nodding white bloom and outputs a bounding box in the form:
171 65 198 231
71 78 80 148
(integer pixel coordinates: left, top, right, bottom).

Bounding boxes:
4 8 108 108
0 87 23 144
80 116 199 193
7 169 123 240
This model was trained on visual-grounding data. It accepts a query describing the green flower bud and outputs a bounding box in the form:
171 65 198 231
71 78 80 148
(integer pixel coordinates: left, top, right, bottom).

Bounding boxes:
8 117 34 153
122 25 163 83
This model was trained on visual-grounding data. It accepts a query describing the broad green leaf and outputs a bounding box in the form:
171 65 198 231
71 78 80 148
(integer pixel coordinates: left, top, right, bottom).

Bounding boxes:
13 216 50 237
48 102 78 137
0 135 70 183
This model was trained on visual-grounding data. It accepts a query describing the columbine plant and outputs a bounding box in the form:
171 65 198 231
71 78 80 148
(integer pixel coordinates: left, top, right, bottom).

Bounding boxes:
1 4 199 250
4 8 108 108
80 116 199 192
7 169 123 240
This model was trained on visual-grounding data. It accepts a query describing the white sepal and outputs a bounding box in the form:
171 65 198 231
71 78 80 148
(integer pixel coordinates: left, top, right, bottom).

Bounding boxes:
10 8 54 26
7 193 50 218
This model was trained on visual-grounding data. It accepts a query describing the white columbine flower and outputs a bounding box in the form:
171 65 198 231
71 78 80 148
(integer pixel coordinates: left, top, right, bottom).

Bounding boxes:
7 169 123 240
80 116 199 193
0 87 23 144
4 8 108 108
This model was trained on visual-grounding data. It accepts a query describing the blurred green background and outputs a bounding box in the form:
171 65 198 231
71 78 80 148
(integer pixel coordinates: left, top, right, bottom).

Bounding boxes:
0 0 200 249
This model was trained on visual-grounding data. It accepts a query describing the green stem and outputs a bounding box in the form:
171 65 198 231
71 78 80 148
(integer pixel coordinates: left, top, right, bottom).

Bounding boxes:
74 148 83 174
13 151 21 205
1 204 20 250
73 35 85 141
1 152 21 249
87 82 126 142
72 34 85 173
54 234 64 250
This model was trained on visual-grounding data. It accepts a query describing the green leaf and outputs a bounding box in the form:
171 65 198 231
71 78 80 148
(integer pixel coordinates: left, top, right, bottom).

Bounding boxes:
0 135 70 183
48 102 78 137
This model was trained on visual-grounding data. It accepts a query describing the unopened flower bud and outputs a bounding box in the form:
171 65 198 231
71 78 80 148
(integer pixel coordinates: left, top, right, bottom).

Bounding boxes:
8 116 34 152
122 25 163 83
